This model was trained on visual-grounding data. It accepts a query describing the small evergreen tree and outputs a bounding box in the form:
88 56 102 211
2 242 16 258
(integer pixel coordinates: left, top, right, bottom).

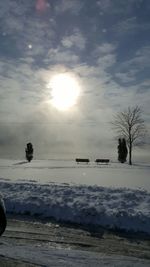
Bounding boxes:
117 138 128 163
117 138 122 162
25 143 34 162
122 138 128 162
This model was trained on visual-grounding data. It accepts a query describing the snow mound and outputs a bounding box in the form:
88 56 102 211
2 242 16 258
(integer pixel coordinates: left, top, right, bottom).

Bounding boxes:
1 181 150 234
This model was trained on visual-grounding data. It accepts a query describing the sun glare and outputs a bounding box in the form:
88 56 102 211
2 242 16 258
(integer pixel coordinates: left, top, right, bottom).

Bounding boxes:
49 73 80 111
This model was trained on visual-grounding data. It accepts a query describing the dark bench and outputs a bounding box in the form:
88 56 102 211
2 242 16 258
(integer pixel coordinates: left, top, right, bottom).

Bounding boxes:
95 159 110 164
76 158 90 164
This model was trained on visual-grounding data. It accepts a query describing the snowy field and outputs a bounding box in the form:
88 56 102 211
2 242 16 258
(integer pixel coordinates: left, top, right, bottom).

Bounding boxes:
1 245 150 267
0 159 150 234
0 158 150 189
0 158 150 266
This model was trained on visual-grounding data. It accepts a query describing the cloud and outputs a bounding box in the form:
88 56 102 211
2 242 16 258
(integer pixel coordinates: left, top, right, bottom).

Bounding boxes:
95 43 117 55
17 16 55 57
54 0 83 15
61 29 86 50
116 46 150 75
0 1 55 58
0 59 46 124
46 47 79 66
113 17 150 36
135 46 150 67
97 54 116 69
93 43 117 69
115 71 136 84
97 0 111 12
114 16 137 34
96 0 146 15
0 1 33 33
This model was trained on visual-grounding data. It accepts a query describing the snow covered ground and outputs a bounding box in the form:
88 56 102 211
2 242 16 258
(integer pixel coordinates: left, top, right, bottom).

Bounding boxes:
1 244 150 267
0 159 150 234
0 158 150 266
0 158 150 189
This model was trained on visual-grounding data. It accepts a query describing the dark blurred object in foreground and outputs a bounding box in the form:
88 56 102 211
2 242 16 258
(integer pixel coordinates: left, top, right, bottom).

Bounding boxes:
0 196 7 236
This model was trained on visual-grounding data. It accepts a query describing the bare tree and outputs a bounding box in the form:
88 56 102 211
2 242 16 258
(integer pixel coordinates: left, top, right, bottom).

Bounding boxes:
112 106 146 165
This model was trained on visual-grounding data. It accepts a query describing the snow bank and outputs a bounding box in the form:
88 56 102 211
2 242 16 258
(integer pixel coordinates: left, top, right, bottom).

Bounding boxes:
1 244 150 267
1 181 150 234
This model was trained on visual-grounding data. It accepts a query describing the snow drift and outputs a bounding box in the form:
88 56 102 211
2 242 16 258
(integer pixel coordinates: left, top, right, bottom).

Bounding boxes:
1 181 150 234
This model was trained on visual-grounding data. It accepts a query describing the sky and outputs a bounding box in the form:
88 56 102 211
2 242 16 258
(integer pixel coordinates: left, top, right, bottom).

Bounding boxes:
0 0 150 160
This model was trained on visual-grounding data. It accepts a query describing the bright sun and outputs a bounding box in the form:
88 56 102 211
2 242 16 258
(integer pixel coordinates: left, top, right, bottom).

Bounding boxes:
48 73 80 111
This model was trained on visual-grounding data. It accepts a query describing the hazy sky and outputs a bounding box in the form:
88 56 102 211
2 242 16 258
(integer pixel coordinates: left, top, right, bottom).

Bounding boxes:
0 0 150 159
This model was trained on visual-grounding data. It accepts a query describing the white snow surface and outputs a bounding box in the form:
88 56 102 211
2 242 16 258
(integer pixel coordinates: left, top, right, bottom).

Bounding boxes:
0 159 150 234
0 159 150 189
0 244 150 267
